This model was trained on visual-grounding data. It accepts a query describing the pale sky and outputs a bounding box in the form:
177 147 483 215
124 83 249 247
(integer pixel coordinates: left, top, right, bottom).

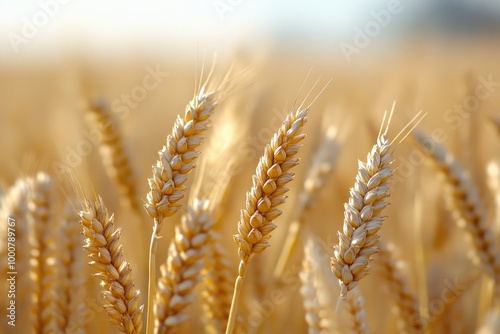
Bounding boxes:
1 0 499 62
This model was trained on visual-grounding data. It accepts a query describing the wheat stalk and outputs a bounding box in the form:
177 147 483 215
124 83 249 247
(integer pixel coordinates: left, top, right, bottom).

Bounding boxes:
79 196 143 334
144 73 227 333
154 198 214 333
330 133 394 298
330 106 424 300
85 100 141 213
413 130 500 295
226 103 310 333
377 240 422 333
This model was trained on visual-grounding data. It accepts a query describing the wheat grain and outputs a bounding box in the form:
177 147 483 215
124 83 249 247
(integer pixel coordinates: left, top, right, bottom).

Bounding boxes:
413 130 500 294
85 100 141 213
154 198 214 334
377 240 422 333
79 196 143 334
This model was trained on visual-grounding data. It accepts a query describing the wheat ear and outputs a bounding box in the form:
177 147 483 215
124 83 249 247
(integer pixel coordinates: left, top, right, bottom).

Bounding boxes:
344 287 370 334
154 198 214 333
79 196 143 334
85 101 141 213
27 172 71 333
63 202 87 334
330 106 426 300
300 238 336 334
202 230 235 334
274 123 342 280
226 105 309 334
413 130 500 295
377 240 422 333
145 76 225 333
330 132 394 298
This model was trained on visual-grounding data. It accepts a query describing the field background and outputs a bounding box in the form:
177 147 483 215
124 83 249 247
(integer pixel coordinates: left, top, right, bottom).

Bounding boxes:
2 1 500 333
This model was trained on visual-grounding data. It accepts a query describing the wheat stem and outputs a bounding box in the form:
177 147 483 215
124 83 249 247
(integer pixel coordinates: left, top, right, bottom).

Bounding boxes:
226 275 245 334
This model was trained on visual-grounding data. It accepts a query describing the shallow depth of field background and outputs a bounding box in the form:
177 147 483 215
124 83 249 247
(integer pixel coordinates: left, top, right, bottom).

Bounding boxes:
2 1 500 333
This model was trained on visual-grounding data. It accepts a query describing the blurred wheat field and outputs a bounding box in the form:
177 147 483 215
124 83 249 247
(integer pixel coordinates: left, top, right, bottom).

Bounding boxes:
1 39 500 334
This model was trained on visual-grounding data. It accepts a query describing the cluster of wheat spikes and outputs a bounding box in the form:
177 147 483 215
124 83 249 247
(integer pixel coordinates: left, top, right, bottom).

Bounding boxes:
4 63 500 334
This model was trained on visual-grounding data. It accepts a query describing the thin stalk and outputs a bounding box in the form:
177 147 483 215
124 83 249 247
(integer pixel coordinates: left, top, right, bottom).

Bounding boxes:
225 273 246 334
273 219 301 281
147 222 160 334
414 164 429 329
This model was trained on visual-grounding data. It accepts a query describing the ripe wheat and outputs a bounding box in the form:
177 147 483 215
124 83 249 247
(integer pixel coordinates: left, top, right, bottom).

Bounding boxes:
414 130 500 296
79 196 144 334
227 105 309 333
85 101 141 213
377 240 422 333
144 73 229 333
330 133 394 298
154 198 214 333
300 238 336 334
